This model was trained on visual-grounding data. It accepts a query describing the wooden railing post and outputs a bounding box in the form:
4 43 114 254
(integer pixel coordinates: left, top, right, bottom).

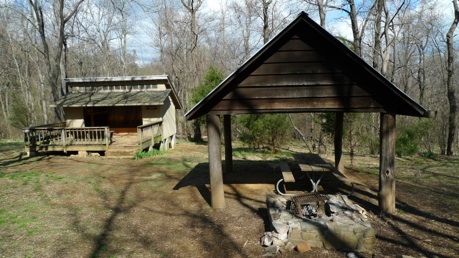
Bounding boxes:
62 128 66 152
154 126 157 150
24 128 37 157
138 126 143 151
23 129 29 146
137 120 163 151
159 124 164 151
105 127 110 149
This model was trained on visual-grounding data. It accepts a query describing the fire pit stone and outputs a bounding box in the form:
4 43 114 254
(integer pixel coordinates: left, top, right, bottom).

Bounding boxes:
264 193 375 254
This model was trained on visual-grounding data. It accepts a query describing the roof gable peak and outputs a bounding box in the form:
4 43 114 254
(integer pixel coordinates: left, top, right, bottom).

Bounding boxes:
185 12 428 120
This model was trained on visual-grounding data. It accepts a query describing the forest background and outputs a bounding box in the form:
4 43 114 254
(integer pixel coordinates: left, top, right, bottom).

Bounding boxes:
1 0 458 157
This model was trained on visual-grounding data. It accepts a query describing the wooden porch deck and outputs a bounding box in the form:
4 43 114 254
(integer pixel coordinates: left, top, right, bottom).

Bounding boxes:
23 121 163 157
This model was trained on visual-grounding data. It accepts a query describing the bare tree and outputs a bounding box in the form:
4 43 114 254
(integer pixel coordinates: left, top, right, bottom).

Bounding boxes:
150 0 208 136
446 0 459 155
306 0 373 56
342 0 367 55
230 0 260 62
73 0 140 77
261 0 273 43
25 0 85 121
111 0 136 75
372 0 384 70
1 3 51 128
180 0 203 52
317 0 328 27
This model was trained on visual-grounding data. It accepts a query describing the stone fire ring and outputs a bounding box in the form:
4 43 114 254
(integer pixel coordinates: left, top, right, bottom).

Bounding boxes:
261 193 375 255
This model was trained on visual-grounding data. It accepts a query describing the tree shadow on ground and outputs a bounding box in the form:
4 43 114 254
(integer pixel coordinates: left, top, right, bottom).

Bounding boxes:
173 159 284 205
174 153 459 257
0 151 50 168
59 159 255 257
173 162 212 205
328 167 459 258
173 159 287 234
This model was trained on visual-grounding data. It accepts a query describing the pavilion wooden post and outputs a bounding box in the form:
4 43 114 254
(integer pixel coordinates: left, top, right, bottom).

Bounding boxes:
207 113 226 209
379 113 396 214
223 115 233 173
334 112 345 172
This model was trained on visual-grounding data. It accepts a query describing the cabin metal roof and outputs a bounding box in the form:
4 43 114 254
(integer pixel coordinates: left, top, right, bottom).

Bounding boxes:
58 75 182 109
54 90 171 107
185 12 428 120
64 75 171 84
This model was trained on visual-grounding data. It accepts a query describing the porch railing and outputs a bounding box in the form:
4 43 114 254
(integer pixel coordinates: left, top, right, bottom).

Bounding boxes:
137 120 163 151
24 125 111 151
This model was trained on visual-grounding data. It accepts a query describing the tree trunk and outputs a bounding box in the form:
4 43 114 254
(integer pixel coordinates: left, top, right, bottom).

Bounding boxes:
446 0 459 156
348 0 362 55
262 0 272 44
27 0 85 122
317 0 326 27
193 119 202 142
372 0 384 70
288 114 313 153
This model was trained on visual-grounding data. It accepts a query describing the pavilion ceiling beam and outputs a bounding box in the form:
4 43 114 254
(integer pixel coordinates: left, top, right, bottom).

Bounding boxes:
224 85 370 99
213 97 383 111
207 108 388 116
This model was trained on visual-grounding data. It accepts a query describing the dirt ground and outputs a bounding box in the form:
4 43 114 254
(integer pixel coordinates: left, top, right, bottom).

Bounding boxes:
0 141 458 257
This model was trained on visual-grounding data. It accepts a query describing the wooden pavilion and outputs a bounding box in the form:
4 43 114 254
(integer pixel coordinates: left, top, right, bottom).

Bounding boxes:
185 12 430 213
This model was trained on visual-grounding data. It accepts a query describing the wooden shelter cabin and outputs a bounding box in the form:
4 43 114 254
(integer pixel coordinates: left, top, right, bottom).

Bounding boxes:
185 12 431 214
24 75 182 157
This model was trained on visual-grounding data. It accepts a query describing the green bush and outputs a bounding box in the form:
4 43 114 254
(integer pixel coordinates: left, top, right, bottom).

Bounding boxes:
191 66 225 142
238 114 291 153
9 94 30 129
134 149 164 160
420 150 435 159
396 119 431 157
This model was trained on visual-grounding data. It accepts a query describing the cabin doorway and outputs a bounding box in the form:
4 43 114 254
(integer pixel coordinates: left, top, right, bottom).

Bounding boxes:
84 106 142 133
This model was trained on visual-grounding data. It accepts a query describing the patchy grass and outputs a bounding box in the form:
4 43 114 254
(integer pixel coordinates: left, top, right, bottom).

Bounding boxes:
134 149 164 160
0 141 22 147
233 147 292 161
0 140 458 257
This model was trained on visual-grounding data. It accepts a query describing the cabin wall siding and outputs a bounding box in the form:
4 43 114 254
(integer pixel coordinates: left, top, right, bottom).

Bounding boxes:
64 107 85 127
161 97 177 138
142 106 162 124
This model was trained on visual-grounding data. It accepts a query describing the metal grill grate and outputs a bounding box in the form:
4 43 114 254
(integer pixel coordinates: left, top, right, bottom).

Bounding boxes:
290 193 329 218
291 193 329 203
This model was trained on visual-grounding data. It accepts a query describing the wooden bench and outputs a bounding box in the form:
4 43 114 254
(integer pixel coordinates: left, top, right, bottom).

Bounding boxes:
276 163 296 195
292 153 335 192
280 163 295 183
